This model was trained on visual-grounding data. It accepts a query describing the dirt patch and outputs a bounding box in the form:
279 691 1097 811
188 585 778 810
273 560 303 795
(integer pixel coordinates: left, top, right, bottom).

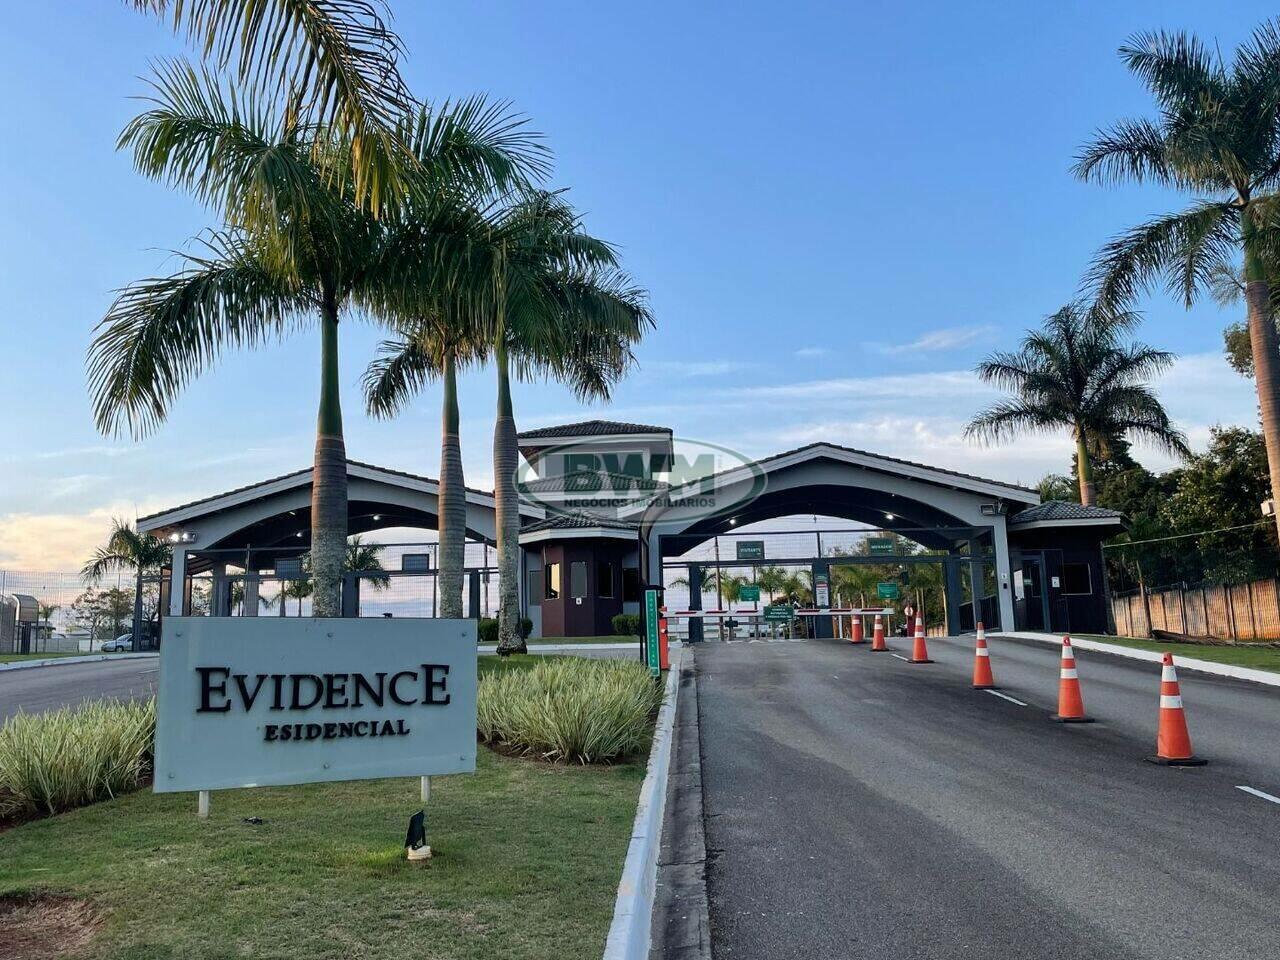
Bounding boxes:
0 893 102 960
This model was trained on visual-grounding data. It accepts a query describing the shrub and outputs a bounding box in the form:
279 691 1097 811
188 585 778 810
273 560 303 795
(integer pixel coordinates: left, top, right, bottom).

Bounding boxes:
478 617 534 644
477 658 664 764
0 698 156 819
612 613 642 637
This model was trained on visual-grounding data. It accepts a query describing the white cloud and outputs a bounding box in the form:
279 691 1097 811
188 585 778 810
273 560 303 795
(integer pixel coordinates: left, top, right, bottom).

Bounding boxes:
643 359 755 377
878 324 997 354
794 346 830 359
722 369 992 402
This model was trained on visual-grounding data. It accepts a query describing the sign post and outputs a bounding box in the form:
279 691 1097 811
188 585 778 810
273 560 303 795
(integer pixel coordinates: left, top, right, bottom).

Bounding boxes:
876 582 901 601
644 588 661 678
738 583 761 602
868 537 895 556
735 541 765 561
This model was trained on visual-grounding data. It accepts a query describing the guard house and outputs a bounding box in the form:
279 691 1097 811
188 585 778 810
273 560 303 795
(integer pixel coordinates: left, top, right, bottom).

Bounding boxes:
137 419 1124 643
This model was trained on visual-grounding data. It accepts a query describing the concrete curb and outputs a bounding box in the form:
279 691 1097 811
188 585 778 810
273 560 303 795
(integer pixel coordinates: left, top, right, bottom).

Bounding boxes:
994 631 1280 689
0 652 158 672
649 652 711 960
603 650 683 960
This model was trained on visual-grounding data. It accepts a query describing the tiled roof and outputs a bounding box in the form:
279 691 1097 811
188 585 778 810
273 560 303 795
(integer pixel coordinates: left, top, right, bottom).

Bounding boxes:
520 471 667 494
1009 501 1124 525
521 513 641 534
517 419 672 440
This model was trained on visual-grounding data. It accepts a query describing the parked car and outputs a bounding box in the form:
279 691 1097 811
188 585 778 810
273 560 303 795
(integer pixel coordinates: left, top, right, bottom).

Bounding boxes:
102 634 133 652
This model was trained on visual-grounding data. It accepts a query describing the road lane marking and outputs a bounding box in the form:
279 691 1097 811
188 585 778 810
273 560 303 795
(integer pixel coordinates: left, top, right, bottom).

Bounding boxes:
890 654 910 662
1236 785 1280 805
984 690 1027 706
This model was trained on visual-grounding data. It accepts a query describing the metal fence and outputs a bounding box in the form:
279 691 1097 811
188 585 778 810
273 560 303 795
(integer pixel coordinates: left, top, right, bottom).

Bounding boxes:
0 568 135 651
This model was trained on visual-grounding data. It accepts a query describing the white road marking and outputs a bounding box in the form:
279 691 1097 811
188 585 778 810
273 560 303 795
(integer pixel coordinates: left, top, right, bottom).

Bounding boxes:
1236 785 1280 805
890 654 910 662
985 690 1027 707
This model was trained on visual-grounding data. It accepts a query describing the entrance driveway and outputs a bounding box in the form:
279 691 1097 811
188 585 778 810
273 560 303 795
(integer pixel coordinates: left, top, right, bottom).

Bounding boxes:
697 635 1280 959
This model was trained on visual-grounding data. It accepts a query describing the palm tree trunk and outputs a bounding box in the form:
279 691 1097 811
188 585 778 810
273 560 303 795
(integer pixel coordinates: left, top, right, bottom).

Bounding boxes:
437 350 467 619
310 296 347 617
1243 216 1280 544
1074 428 1096 506
494 338 525 654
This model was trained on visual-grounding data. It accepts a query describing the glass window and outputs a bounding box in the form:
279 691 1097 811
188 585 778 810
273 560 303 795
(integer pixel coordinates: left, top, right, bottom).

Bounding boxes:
526 568 541 606
622 568 640 603
597 562 615 598
571 561 588 599
1062 562 1092 595
544 563 561 600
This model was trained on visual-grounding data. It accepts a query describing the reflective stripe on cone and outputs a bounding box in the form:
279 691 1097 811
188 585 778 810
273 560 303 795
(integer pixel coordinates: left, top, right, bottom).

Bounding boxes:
908 615 933 664
870 614 888 652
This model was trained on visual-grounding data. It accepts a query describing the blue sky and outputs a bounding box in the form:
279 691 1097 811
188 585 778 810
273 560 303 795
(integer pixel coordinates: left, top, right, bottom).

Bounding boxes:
0 1 1270 567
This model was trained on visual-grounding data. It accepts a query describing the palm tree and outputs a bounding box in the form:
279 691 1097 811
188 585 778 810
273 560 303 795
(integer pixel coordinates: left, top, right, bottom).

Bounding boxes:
755 565 788 602
1074 23 1280 533
488 193 652 653
130 0 413 213
965 303 1189 506
365 193 651 648
83 518 173 641
88 65 541 616
346 535 391 590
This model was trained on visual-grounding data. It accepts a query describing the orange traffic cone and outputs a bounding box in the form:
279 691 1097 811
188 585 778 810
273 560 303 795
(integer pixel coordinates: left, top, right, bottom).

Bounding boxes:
849 615 865 645
1147 653 1207 766
972 622 995 689
870 614 887 651
1050 636 1093 722
908 615 933 664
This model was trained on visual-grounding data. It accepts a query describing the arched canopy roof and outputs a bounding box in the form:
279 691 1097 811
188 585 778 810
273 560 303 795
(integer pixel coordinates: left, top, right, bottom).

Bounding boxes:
138 460 543 571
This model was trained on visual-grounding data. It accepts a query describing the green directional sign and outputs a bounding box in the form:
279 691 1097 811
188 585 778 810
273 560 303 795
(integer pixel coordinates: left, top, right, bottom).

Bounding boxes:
736 540 765 561
876 582 901 600
763 604 794 622
644 589 661 678
868 537 895 556
738 584 761 602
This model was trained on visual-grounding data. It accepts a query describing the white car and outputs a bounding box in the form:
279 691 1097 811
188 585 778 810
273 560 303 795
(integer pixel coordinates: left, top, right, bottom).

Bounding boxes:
101 634 133 652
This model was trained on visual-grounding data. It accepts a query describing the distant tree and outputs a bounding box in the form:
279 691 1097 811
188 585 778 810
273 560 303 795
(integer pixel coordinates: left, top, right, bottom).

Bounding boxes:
1037 473 1078 503
966 303 1189 506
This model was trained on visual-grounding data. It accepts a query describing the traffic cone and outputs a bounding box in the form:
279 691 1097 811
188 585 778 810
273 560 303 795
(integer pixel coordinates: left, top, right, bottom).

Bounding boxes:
870 614 887 651
972 622 995 689
908 615 933 664
1147 653 1207 766
849 615 865 644
1050 636 1093 722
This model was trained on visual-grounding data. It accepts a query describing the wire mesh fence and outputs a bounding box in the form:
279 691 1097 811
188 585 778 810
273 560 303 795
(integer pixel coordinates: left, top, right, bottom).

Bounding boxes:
0 568 136 652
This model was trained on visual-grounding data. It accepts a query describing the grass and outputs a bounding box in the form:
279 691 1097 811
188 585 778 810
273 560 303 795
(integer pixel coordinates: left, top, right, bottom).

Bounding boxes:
0 750 644 960
0 652 85 664
1080 634 1280 674
525 635 637 645
478 659 663 764
0 654 648 959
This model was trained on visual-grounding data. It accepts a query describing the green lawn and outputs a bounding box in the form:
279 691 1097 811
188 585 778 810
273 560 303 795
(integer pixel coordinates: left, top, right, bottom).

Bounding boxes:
0 655 646 960
0 651 84 664
522 640 637 647
1080 634 1280 674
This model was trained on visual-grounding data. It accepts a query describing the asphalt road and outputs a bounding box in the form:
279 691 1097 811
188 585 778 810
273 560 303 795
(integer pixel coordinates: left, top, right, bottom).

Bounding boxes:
697 633 1280 960
0 658 160 721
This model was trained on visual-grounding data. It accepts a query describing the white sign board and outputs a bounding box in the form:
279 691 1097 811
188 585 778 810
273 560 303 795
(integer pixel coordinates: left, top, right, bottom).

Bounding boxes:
154 617 477 793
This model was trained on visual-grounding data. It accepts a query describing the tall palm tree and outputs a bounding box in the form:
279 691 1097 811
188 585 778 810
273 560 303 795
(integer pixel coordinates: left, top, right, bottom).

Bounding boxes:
83 518 173 642
89 65 541 616
365 193 651 647
755 565 788 602
965 303 1189 505
1074 23 1280 532
488 193 652 653
130 0 413 213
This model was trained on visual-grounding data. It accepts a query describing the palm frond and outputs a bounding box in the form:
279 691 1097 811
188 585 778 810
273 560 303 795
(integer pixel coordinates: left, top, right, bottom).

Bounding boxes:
87 232 307 438
1073 118 1173 186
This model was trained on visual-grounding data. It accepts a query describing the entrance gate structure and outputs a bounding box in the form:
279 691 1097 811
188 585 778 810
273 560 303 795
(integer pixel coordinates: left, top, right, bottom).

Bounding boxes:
635 443 1040 639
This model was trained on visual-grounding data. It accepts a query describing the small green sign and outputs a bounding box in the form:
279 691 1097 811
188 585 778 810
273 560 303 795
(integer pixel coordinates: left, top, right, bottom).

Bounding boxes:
738 584 760 602
868 537 895 556
763 604 794 622
736 540 765 560
876 582 901 600
644 589 661 678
